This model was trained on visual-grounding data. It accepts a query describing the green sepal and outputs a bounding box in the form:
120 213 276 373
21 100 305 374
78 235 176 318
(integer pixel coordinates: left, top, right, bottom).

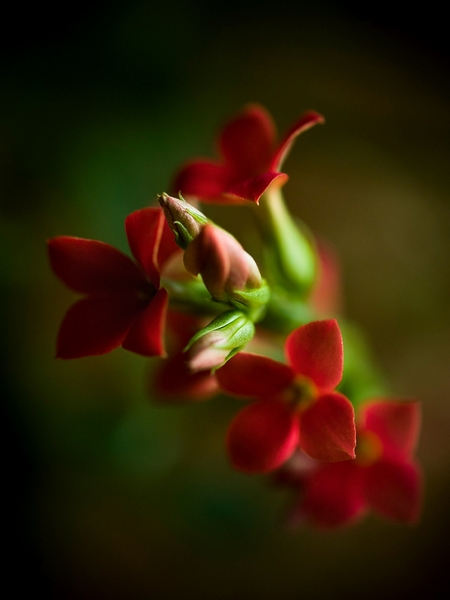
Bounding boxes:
162 277 229 316
228 279 271 321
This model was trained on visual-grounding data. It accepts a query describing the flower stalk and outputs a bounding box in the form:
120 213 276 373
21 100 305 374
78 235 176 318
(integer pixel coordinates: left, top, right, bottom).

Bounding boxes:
257 186 317 299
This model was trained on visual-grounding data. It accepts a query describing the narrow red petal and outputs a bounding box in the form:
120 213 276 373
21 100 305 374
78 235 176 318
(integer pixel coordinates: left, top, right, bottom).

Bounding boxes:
361 400 421 457
125 208 164 287
285 319 343 391
299 392 356 462
227 172 288 204
271 110 325 170
219 104 276 175
216 352 294 399
56 294 145 358
172 160 230 202
48 237 146 294
364 458 422 523
227 399 299 473
301 461 366 528
122 288 168 357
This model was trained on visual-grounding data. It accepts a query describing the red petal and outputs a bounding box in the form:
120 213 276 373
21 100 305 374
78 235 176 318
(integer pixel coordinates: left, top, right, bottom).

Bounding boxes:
285 319 343 390
153 352 219 402
226 399 299 473
227 172 288 204
125 208 164 287
361 400 421 457
216 352 294 399
165 311 204 349
172 160 231 202
48 237 146 294
122 288 168 356
299 392 356 461
364 457 422 523
301 461 366 528
219 104 276 176
271 110 325 170
56 294 145 358
158 218 182 270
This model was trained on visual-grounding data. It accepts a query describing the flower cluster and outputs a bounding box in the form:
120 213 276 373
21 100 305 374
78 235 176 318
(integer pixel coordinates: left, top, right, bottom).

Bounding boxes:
48 104 422 530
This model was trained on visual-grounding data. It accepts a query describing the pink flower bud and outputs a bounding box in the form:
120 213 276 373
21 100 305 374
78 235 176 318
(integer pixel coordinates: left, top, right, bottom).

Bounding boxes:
184 224 262 303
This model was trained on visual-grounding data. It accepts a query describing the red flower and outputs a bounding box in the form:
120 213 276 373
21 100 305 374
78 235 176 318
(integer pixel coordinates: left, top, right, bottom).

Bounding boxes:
295 400 422 528
48 208 179 359
173 104 324 204
215 319 356 473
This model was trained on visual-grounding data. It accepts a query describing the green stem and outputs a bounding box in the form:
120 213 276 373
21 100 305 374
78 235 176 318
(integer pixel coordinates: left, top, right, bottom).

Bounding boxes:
162 277 229 315
257 186 317 298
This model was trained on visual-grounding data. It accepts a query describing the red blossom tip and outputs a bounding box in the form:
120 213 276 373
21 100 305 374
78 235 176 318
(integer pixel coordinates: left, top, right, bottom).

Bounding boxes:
271 110 325 171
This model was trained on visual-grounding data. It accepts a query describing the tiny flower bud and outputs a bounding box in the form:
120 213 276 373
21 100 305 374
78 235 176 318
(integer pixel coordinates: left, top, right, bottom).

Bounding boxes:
157 193 209 249
185 310 255 373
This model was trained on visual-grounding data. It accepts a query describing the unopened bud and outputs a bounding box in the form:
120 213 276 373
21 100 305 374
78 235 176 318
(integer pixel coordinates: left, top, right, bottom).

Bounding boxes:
184 224 266 311
185 310 255 372
157 193 208 249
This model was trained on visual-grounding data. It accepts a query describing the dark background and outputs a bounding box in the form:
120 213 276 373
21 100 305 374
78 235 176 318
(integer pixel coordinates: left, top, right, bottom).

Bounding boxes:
2 1 449 598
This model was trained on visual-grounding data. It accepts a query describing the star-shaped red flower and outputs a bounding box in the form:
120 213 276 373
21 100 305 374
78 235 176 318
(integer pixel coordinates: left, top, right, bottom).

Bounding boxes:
173 104 324 204
216 319 356 473
296 400 422 527
48 207 179 358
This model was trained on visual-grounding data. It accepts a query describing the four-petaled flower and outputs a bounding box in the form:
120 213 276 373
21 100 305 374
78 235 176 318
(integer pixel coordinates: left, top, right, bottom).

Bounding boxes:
173 104 324 204
216 319 356 473
293 400 422 527
48 208 179 358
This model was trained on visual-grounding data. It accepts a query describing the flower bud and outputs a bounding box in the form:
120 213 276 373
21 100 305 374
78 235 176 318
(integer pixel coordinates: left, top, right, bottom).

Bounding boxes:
185 310 255 373
184 224 267 311
157 193 209 249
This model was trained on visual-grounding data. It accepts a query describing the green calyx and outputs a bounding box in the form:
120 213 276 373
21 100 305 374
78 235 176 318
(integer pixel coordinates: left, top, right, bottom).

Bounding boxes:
228 279 271 322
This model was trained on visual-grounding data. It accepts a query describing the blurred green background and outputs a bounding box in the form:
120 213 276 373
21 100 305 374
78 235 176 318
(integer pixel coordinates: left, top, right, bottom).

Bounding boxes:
2 1 449 598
